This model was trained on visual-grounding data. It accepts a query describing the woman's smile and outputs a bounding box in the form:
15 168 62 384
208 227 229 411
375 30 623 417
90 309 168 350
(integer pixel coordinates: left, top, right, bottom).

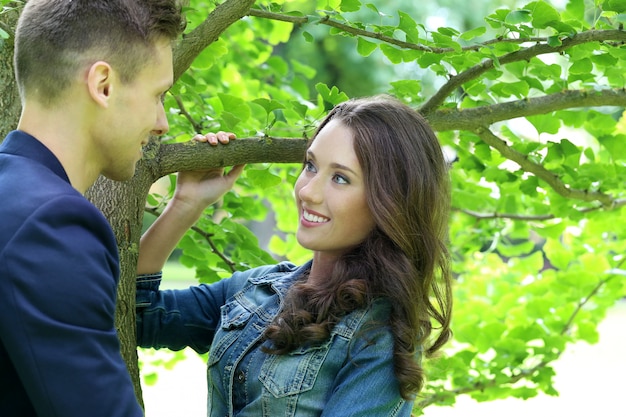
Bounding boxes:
301 208 330 225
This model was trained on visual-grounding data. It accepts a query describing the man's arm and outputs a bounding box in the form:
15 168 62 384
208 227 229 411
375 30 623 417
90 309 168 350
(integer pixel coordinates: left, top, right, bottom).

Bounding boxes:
0 196 143 417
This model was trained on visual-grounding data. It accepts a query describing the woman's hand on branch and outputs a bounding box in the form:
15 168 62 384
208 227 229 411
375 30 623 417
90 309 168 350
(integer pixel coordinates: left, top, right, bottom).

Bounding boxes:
137 132 245 274
172 131 245 216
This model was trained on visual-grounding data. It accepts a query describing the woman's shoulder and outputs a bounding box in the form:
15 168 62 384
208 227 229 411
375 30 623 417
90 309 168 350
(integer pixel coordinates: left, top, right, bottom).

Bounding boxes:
332 298 392 339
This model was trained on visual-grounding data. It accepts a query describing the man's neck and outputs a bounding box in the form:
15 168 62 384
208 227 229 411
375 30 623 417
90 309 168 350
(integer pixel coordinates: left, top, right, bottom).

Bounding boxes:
17 102 100 194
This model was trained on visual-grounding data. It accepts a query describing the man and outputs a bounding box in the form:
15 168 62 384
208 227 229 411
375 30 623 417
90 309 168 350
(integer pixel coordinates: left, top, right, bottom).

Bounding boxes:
0 1 184 415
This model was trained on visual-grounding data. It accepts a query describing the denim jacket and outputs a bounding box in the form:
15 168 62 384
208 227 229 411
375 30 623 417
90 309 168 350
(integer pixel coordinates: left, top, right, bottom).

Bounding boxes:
136 261 415 417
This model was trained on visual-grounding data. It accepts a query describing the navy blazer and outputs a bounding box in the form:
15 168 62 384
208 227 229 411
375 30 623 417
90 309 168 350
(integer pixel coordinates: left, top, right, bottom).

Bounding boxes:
0 131 142 416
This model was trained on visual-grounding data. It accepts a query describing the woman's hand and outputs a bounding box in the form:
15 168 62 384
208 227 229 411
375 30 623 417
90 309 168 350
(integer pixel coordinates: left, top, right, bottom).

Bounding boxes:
172 131 245 215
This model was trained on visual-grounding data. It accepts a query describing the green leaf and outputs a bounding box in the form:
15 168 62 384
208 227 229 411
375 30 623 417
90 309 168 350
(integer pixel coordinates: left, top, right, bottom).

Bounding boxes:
251 98 285 115
569 57 592 74
438 27 460 37
598 134 626 161
585 111 617 137
417 52 442 68
459 26 487 41
528 113 561 134
302 31 314 43
356 37 377 57
365 3 380 15
389 79 422 100
398 11 420 43
547 36 562 47
193 39 229 69
246 167 283 189
291 60 316 79
266 20 293 45
526 1 561 29
289 100 310 118
591 52 618 67
486 8 513 28
519 176 539 196
431 32 461 52
604 0 626 13
266 56 289 76
565 0 586 20
315 83 349 106
576 320 600 343
491 80 530 98
505 10 532 24
218 94 250 126
379 44 404 64
339 0 361 12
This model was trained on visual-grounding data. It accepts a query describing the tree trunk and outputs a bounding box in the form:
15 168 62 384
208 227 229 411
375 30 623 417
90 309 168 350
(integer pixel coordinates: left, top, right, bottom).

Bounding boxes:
86 155 156 405
0 3 21 139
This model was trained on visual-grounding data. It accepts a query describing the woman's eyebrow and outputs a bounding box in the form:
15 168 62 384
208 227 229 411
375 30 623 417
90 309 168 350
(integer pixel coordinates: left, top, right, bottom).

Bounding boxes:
307 150 359 175
331 162 357 175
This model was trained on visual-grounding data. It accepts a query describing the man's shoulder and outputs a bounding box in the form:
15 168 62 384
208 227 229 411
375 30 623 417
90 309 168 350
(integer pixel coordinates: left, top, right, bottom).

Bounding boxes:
0 177 111 257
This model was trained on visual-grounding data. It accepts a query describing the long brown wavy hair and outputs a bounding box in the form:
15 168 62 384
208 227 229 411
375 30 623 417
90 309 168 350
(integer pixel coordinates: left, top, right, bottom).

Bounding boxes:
263 95 453 399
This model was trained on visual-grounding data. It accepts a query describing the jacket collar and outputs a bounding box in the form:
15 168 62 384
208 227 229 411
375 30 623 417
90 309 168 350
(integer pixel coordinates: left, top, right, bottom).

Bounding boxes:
0 130 70 184
248 260 312 296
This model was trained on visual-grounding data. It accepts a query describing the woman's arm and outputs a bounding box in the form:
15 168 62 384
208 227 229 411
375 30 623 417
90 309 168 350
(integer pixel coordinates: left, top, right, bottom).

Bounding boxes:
136 132 244 274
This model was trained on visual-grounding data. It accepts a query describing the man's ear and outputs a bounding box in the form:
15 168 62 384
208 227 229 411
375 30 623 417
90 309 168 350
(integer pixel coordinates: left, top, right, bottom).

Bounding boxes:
86 61 113 108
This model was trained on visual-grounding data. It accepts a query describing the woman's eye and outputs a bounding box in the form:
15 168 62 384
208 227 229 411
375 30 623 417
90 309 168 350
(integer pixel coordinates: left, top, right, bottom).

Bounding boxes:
304 161 317 173
333 174 349 184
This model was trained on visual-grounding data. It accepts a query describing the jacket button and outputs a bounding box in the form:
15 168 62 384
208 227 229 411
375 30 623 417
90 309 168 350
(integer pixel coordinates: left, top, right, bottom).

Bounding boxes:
236 371 245 383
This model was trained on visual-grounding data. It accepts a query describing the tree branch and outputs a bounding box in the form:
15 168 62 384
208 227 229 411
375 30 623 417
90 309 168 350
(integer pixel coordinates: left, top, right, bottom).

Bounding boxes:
248 9 622 55
190 224 237 272
474 126 615 207
154 137 307 179
173 0 256 81
456 208 556 221
144 207 237 272
425 89 626 131
172 94 203 133
419 30 626 114
456 197 626 220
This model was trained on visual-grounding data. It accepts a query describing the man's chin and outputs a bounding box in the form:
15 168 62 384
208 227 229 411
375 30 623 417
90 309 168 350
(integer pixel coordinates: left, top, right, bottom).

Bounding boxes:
102 165 139 183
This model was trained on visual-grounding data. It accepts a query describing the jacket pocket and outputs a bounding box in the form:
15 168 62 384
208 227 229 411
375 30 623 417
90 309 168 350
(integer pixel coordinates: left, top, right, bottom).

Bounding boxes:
259 340 331 398
207 299 253 366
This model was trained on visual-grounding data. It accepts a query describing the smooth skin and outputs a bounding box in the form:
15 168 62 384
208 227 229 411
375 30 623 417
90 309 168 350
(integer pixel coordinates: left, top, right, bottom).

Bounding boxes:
295 119 376 284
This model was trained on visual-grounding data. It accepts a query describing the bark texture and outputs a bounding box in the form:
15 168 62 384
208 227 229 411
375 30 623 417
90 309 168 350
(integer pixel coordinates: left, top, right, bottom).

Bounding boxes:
0 3 21 140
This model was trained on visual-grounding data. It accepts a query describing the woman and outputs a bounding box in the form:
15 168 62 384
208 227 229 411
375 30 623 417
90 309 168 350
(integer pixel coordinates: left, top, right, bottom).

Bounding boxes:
136 95 453 416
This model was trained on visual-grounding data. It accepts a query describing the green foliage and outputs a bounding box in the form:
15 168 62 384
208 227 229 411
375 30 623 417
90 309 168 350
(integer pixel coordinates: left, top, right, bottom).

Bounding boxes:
0 0 22 39
144 0 626 412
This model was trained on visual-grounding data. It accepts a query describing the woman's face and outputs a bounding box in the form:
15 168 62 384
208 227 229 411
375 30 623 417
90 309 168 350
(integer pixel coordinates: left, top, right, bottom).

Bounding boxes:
294 119 376 259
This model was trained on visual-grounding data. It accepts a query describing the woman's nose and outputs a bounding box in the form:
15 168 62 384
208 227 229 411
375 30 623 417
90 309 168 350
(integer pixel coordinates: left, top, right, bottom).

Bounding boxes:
297 176 323 205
